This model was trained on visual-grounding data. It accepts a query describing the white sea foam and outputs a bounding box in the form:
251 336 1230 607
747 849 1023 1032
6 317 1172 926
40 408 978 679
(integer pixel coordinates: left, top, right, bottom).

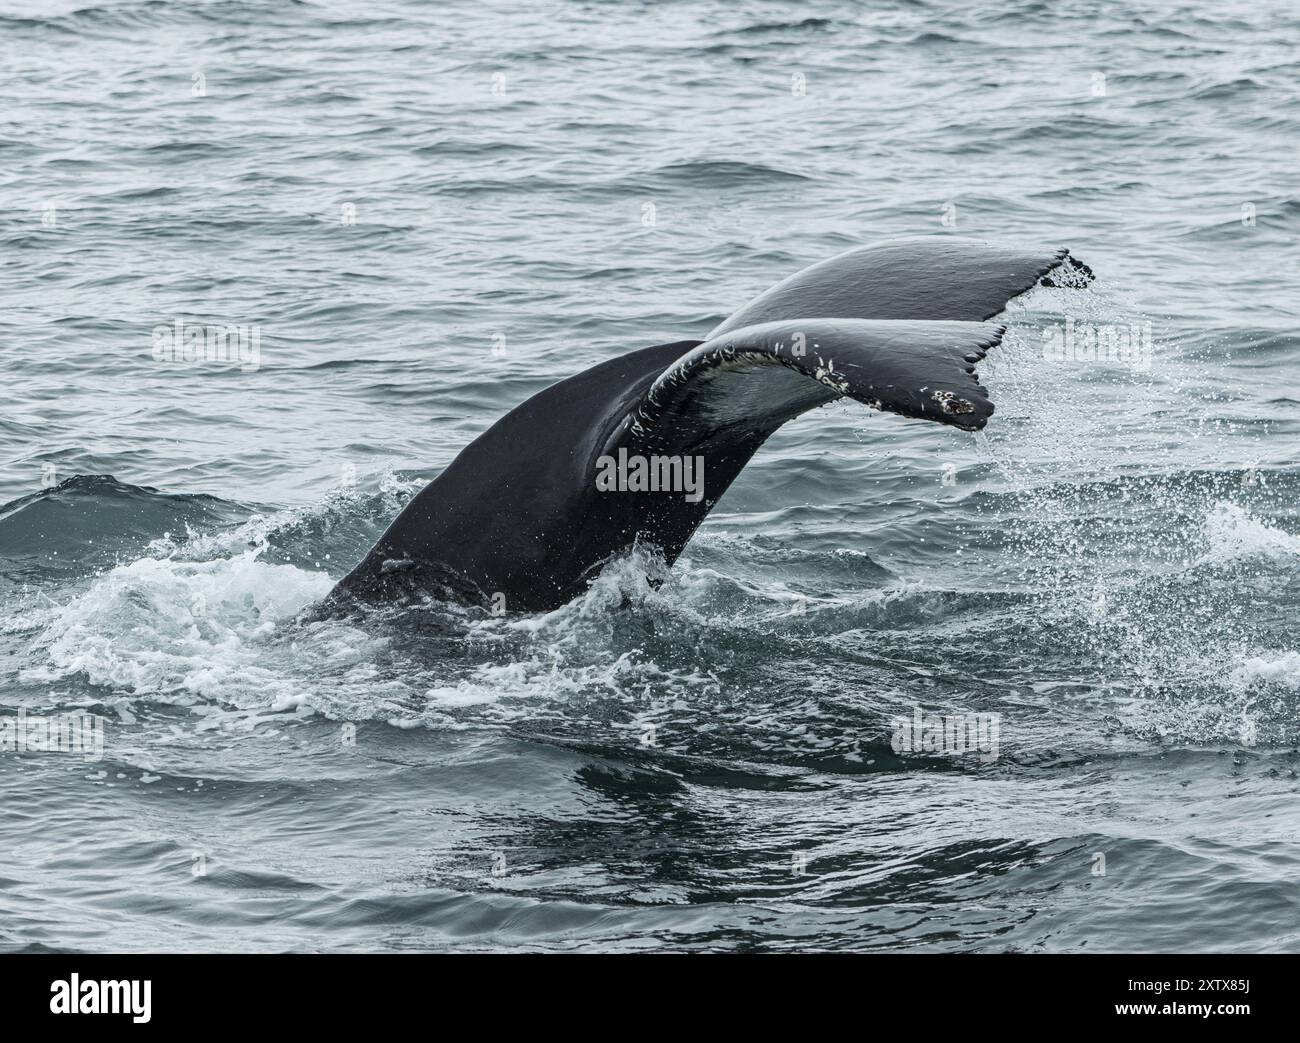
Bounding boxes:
1230 652 1300 690
24 550 335 705
419 549 727 726
20 535 728 735
1199 501 1300 563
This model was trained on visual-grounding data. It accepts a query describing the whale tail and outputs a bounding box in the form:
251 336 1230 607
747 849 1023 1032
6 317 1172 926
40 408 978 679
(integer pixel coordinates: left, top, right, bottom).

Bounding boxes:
328 237 1092 612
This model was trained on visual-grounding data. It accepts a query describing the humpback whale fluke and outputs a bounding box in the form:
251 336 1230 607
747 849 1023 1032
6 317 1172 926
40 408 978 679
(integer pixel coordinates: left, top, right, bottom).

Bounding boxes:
327 237 1092 612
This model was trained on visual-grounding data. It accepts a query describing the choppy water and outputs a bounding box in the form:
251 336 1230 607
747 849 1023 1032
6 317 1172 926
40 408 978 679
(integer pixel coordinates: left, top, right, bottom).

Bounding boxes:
2 0 1298 952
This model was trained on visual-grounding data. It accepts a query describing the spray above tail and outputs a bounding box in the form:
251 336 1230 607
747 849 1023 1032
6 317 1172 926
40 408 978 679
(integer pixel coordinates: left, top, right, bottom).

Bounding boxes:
325 237 1094 613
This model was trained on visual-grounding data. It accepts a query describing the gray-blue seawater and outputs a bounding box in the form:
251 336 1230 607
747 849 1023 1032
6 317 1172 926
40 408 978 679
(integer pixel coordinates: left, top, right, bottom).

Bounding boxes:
2 0 1297 953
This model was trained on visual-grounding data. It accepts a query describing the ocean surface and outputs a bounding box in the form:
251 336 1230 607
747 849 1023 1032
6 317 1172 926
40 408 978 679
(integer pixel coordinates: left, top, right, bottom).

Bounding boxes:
2 0 1298 953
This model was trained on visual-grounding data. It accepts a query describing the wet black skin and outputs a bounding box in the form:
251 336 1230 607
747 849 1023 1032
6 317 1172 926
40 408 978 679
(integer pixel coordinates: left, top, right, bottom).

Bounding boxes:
326 237 1091 612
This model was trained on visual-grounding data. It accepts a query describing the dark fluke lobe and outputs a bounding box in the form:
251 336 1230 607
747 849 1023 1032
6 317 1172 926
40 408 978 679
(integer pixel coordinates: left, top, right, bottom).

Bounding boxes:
326 237 1091 612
